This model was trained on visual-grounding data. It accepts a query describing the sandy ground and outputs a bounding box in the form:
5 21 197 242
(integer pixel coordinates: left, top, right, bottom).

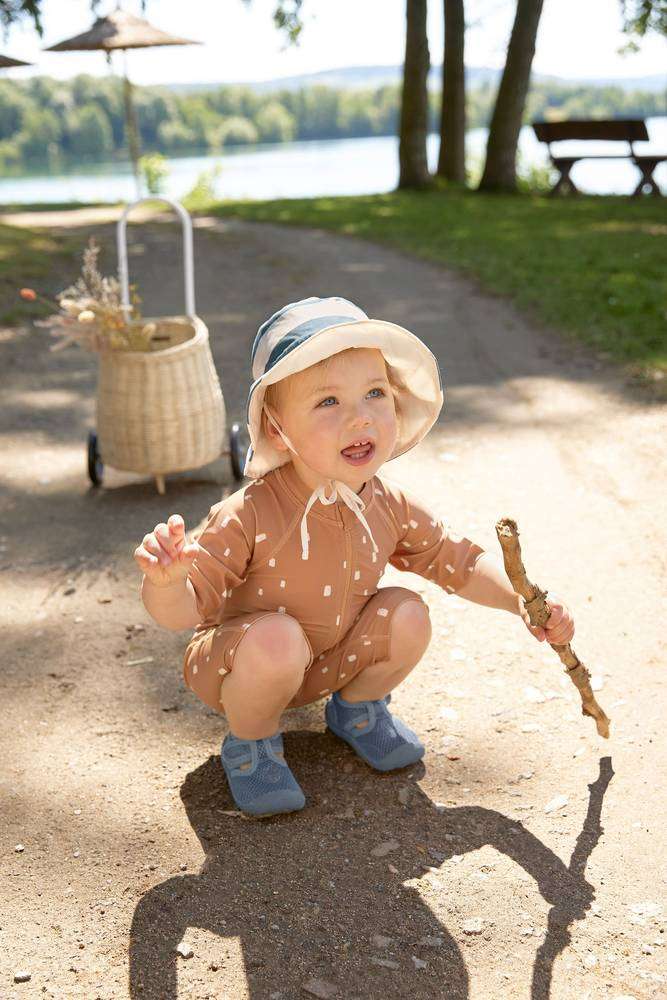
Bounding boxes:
1 211 666 1000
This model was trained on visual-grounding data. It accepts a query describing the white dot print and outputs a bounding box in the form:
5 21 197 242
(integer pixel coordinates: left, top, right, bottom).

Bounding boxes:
400 558 409 567
354 570 361 580
269 558 276 567
280 580 286 588
319 653 325 660
362 535 366 544
224 547 231 557
409 519 418 529
343 560 346 569
192 664 198 675
445 564 455 574
371 552 377 563
347 654 357 662
258 588 263 596
363 640 372 646
218 667 227 675
255 533 267 543
321 667 328 674
278 606 286 613
336 614 341 626
221 515 230 527
323 584 332 597
340 673 346 679
377 608 389 617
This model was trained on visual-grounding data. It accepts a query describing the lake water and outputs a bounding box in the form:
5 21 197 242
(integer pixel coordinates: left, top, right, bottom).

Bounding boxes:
0 117 665 204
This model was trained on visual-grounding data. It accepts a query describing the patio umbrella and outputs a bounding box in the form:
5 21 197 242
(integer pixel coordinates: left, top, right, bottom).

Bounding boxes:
0 54 32 68
45 7 200 194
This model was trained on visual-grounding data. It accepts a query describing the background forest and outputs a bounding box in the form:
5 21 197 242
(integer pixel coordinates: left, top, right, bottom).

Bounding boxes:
0 72 663 171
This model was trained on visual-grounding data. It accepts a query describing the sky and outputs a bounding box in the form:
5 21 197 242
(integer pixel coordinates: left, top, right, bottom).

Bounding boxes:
3 0 666 86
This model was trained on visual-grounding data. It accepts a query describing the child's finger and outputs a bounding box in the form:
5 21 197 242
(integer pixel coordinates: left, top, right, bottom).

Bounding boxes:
179 542 199 564
154 523 178 560
167 514 185 538
134 545 158 570
144 534 170 565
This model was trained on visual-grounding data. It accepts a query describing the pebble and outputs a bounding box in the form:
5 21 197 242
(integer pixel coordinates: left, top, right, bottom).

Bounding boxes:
14 844 25 853
583 952 597 969
440 706 459 721
371 840 400 857
418 936 443 948
302 979 338 999
544 795 569 814
641 944 654 955
519 772 534 780
175 943 193 959
74 616 84 624
462 918 483 935
398 787 410 806
371 957 400 970
372 934 393 949
14 972 31 983
411 956 428 969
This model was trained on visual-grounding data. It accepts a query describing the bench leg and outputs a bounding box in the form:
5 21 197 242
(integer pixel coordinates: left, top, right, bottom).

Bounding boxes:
550 165 580 196
632 161 663 197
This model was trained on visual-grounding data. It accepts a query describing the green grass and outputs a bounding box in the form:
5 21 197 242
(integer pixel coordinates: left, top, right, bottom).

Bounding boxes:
0 222 79 325
208 188 667 375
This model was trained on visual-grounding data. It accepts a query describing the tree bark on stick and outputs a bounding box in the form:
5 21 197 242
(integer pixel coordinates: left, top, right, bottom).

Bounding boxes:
495 517 610 738
398 0 432 190
478 0 544 193
437 0 466 182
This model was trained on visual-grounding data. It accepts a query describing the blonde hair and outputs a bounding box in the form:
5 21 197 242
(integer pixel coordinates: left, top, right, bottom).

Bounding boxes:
262 347 406 435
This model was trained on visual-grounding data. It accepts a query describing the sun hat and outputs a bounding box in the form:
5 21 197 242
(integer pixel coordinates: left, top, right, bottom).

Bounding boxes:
243 295 444 560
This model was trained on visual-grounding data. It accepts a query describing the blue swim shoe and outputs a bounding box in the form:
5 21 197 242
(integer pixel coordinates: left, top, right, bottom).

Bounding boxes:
325 691 425 771
220 731 306 817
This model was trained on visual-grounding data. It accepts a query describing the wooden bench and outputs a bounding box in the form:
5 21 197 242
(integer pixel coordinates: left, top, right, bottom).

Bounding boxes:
532 118 665 197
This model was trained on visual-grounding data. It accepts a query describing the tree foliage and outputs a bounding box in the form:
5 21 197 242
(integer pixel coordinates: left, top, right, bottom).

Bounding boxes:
620 0 667 37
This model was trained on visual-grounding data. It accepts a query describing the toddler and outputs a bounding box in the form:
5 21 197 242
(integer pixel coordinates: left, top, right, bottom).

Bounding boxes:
135 296 574 817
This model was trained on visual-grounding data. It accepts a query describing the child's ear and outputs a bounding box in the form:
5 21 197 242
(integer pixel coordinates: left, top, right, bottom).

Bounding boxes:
263 408 288 451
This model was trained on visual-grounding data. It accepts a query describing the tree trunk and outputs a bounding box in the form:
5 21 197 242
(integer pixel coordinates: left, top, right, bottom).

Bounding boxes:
398 0 431 190
478 0 544 192
437 0 466 182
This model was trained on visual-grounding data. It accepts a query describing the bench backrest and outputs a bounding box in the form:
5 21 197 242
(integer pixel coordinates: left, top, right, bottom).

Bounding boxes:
533 119 649 144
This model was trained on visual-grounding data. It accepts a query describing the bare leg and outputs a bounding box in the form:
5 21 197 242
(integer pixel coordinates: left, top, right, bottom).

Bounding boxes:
219 614 311 740
338 600 431 706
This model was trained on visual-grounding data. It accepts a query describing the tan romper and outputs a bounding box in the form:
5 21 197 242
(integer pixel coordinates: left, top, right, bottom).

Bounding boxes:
183 460 485 712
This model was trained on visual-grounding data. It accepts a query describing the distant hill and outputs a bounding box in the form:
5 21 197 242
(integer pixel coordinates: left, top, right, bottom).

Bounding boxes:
164 64 667 95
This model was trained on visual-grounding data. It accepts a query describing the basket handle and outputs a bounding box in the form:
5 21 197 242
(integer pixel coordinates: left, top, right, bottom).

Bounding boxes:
116 197 196 319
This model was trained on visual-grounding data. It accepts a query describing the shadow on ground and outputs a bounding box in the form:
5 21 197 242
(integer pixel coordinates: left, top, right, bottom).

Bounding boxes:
129 737 612 1000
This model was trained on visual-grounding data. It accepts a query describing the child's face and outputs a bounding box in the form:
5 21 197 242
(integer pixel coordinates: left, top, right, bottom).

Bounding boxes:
265 348 398 491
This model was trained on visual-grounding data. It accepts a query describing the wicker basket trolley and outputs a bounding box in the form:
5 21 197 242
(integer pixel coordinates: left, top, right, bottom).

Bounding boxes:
86 197 246 493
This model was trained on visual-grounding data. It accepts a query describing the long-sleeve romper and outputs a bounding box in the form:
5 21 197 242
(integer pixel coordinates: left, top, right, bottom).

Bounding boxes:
183 459 485 712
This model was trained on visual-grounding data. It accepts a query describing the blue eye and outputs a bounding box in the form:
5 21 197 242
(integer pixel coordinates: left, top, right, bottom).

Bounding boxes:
317 387 385 408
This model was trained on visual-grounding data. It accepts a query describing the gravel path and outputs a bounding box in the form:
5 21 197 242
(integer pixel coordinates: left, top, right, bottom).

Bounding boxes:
1 211 665 999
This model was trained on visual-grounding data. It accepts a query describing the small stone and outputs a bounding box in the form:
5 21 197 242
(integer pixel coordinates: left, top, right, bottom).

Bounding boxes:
388 864 399 874
179 863 187 871
520 926 535 937
74 616 84 624
14 844 25 852
519 772 534 780
371 934 393 948
371 839 400 857
176 942 193 959
14 971 31 983
302 978 339 999
398 787 410 806
63 587 75 596
370 957 400 970
544 795 568 814
411 955 427 969
583 952 597 969
642 944 654 955
462 918 483 935
97 596 113 604
418 936 444 948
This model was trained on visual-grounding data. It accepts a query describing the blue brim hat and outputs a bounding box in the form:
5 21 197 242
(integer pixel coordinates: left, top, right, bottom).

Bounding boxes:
244 295 444 479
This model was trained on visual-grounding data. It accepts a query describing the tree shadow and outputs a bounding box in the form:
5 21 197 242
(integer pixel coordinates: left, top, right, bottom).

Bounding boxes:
129 731 612 999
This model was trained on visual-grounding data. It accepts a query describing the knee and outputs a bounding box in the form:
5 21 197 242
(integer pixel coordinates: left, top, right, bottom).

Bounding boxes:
236 614 311 681
390 598 432 657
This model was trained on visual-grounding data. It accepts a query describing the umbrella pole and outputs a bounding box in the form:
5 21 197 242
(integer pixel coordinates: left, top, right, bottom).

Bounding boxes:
122 49 142 198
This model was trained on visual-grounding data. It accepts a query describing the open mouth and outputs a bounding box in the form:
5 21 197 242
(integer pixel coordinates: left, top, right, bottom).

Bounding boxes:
340 438 375 465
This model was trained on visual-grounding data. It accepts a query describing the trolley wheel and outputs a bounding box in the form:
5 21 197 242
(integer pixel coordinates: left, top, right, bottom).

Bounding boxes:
229 422 247 481
87 430 104 486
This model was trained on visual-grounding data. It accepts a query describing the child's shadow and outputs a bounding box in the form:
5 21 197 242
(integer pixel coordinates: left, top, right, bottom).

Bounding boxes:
129 732 612 999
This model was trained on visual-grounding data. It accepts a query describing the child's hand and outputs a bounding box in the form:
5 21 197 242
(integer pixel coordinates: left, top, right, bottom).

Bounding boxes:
519 592 575 645
134 514 199 588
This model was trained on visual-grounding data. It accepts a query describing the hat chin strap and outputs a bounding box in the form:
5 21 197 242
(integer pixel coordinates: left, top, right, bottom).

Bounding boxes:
263 405 379 561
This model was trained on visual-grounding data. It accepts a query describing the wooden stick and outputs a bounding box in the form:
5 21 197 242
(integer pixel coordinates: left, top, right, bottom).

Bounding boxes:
495 517 610 739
